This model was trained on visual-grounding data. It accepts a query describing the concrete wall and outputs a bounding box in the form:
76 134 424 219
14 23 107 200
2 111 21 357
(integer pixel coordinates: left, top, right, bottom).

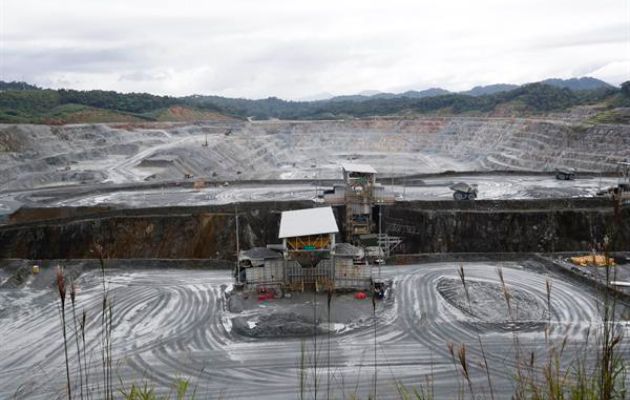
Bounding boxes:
0 199 627 260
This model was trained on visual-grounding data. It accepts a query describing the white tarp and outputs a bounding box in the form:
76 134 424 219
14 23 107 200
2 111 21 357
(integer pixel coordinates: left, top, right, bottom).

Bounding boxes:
278 207 339 238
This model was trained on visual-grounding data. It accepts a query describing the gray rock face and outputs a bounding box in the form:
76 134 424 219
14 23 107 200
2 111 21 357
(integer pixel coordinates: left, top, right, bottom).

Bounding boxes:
0 199 627 259
384 199 629 253
1 118 629 191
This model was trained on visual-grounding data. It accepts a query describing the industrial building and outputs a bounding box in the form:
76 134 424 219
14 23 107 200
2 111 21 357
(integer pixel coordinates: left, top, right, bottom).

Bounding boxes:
236 163 403 292
237 206 372 291
321 163 400 257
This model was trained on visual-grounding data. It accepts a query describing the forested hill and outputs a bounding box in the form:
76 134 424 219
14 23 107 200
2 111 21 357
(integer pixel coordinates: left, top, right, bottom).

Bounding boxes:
1 79 628 124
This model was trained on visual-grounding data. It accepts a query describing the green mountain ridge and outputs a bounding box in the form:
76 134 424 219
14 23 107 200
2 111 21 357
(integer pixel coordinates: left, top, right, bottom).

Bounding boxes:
323 77 614 101
0 78 627 124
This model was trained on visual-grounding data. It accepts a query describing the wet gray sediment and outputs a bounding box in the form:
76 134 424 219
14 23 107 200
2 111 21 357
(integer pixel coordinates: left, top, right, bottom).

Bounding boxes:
1 260 628 399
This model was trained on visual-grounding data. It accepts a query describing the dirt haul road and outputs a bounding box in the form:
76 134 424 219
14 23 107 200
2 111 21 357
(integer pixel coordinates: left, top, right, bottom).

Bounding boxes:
1 261 627 399
0 173 620 212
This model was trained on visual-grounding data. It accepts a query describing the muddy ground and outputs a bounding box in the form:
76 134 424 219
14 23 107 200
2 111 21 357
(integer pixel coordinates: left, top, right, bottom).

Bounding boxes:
228 290 390 338
1 260 628 399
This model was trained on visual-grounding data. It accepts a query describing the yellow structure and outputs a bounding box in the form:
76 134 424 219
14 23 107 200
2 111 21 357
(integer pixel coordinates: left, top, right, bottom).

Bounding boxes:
570 254 616 267
239 207 372 291
285 234 332 251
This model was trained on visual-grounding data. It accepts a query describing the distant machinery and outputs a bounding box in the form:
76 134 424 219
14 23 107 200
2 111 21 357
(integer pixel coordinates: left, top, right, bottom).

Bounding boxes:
597 161 630 204
555 167 576 180
450 182 478 200
193 179 205 190
613 161 630 204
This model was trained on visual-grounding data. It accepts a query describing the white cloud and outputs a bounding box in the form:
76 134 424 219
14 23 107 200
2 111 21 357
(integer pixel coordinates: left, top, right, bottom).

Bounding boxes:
589 60 630 85
1 0 628 99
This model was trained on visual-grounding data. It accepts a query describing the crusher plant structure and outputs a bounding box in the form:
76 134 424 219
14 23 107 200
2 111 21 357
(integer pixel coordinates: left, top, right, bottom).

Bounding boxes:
321 164 401 259
236 207 372 292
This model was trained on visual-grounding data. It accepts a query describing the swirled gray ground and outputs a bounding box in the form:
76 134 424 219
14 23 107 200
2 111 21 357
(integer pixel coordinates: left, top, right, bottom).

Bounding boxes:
1 262 628 399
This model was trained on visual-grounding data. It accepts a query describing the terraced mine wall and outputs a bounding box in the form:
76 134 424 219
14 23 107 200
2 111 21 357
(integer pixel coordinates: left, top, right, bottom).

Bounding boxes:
0 199 627 260
2 118 630 190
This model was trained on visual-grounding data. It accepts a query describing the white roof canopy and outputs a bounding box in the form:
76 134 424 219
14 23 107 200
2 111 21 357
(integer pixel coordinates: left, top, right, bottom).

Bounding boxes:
341 163 377 174
279 207 339 239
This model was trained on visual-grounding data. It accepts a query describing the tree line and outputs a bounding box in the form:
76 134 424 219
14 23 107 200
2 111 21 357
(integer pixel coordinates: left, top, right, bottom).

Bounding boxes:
0 80 627 123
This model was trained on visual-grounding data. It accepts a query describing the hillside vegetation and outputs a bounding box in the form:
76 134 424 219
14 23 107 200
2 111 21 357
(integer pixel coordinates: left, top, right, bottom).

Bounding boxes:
1 80 628 124
0 87 229 124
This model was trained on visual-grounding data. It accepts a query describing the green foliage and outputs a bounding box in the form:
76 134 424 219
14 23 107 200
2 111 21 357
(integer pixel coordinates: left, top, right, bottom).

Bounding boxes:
118 378 194 400
588 109 630 125
0 81 40 91
174 378 192 400
119 381 157 400
0 84 225 123
57 89 178 113
503 83 575 110
0 89 61 114
182 83 618 119
117 378 195 400
0 80 622 123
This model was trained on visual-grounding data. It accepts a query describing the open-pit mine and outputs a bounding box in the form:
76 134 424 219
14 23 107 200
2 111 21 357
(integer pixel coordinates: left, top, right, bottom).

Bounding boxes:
1 117 629 399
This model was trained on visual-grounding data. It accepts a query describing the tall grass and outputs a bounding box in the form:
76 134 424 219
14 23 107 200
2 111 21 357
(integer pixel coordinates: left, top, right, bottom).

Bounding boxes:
49 199 626 399
53 257 625 399
327 288 333 400
312 283 319 399
92 243 114 400
447 261 627 400
51 251 626 400
70 280 84 400
56 265 72 400
458 264 495 400
372 289 378 400
52 246 196 400
117 377 193 400
299 340 308 400
597 236 625 400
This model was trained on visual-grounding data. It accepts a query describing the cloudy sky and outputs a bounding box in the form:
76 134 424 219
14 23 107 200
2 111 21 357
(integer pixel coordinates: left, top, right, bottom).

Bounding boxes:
1 0 628 100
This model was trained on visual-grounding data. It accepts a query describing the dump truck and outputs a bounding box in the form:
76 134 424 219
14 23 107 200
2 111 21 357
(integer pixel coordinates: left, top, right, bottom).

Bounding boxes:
450 182 478 200
555 167 576 180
